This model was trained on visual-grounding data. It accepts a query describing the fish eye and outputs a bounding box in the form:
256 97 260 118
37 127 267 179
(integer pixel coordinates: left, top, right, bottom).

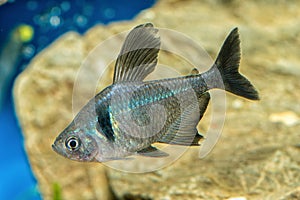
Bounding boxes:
65 136 81 151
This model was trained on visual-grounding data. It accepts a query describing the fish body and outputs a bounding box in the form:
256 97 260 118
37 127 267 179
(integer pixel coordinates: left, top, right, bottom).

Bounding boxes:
52 23 259 162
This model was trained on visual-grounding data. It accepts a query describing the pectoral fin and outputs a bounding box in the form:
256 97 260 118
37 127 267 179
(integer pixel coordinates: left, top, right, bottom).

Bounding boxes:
137 146 169 157
113 23 161 83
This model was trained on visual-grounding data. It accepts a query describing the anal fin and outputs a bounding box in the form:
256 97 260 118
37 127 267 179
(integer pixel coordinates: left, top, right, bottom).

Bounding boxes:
198 92 210 120
158 92 209 146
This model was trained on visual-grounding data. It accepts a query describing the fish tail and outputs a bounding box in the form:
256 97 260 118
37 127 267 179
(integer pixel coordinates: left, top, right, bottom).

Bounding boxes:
203 28 259 100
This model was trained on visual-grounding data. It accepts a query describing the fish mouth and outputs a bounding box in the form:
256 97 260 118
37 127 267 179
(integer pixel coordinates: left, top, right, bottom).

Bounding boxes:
52 143 59 153
52 143 70 159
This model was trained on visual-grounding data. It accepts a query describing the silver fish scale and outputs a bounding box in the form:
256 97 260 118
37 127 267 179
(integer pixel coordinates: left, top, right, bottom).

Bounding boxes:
104 76 201 152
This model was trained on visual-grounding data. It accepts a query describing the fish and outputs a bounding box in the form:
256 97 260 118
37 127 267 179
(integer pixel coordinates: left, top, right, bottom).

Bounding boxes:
52 23 259 162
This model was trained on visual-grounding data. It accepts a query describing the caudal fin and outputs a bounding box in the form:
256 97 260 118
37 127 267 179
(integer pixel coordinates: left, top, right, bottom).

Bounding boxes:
207 28 259 100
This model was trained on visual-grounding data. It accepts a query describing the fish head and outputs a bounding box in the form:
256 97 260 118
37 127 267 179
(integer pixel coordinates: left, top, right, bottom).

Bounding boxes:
52 121 99 162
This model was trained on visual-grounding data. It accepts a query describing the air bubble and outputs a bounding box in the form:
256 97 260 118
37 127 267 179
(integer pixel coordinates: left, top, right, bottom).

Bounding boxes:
104 8 115 19
50 16 61 27
74 15 87 27
26 1 38 11
50 7 61 16
60 1 70 12
22 44 36 59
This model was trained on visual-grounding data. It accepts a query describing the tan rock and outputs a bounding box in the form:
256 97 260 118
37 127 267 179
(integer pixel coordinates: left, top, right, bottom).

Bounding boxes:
280 187 300 200
14 33 113 200
269 111 299 127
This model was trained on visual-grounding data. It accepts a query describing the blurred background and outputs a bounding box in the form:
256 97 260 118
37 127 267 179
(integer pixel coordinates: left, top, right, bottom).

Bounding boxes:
0 1 155 199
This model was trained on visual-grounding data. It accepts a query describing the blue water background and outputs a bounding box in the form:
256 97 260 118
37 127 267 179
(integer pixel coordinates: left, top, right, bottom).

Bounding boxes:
0 0 155 199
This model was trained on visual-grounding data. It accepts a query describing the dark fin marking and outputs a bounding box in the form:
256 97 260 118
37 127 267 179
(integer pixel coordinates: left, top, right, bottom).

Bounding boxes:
204 28 259 100
190 92 210 146
137 146 169 157
96 105 115 142
158 92 209 146
113 23 161 83
191 133 204 146
190 68 200 75
197 92 210 121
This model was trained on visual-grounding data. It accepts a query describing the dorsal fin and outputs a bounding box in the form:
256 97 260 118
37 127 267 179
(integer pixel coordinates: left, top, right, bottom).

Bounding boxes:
113 23 161 83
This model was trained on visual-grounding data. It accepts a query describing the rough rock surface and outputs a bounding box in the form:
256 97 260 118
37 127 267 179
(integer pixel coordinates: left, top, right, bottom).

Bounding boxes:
14 0 300 199
14 32 115 200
